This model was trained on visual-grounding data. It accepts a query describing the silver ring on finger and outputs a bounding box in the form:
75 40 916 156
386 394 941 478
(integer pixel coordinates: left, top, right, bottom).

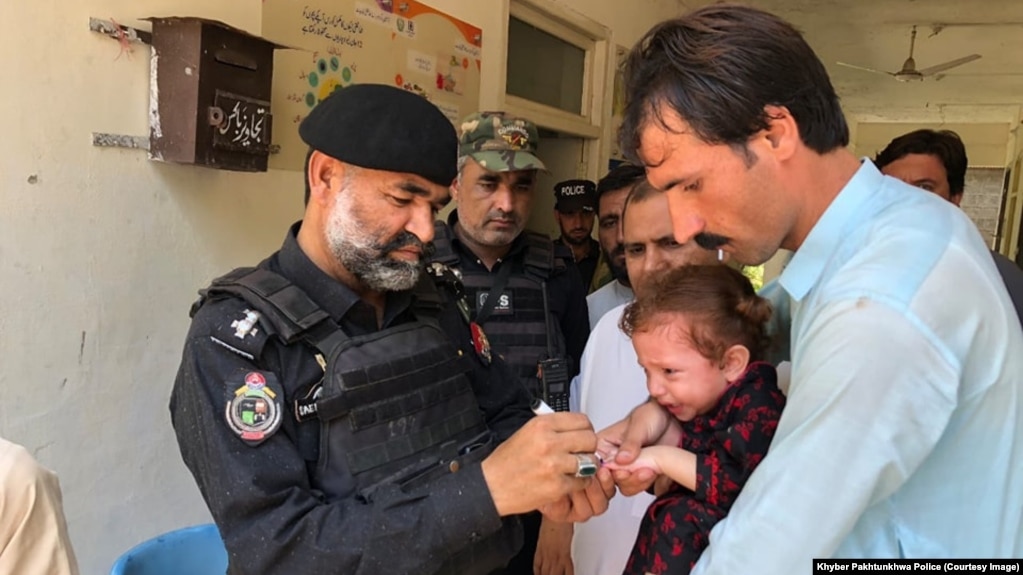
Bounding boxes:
574 453 598 478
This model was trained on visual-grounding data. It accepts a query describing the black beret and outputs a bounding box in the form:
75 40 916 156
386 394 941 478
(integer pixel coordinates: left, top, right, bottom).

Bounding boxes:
298 84 457 186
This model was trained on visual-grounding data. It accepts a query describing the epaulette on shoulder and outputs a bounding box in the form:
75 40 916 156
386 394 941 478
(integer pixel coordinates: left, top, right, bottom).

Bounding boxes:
203 267 330 346
201 296 274 361
192 265 333 361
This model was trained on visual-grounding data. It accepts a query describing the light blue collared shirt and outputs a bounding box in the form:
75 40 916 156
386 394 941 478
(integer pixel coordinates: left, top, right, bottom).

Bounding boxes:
694 161 1023 574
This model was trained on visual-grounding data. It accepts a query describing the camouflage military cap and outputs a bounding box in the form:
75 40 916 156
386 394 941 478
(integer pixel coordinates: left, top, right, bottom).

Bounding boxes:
458 111 546 172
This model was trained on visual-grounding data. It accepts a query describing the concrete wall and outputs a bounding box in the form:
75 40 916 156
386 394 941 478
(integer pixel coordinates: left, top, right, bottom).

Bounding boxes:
0 1 301 573
962 167 1007 247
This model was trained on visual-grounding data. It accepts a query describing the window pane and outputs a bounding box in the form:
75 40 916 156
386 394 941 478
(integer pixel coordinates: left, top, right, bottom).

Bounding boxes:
506 17 585 115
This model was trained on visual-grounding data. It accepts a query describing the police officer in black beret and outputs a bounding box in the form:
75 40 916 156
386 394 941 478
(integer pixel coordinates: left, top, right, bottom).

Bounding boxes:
170 84 614 575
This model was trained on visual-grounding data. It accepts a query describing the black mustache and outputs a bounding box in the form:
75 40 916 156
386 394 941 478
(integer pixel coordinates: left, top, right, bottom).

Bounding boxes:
695 233 728 250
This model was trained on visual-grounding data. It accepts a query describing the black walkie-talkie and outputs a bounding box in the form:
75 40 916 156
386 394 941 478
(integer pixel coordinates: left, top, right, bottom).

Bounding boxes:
538 281 571 412
538 357 570 412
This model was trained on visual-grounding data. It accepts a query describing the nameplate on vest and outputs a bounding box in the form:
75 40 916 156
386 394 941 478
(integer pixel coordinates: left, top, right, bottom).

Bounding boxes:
294 381 323 422
476 291 514 315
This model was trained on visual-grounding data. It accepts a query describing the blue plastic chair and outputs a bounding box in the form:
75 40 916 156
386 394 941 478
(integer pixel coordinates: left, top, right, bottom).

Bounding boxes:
109 523 228 575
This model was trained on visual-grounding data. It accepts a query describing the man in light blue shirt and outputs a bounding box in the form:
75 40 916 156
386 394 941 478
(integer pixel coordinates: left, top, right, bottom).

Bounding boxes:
596 3 1023 572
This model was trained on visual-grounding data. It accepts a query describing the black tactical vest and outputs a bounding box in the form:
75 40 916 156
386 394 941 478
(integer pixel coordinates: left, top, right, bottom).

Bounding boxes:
196 266 523 574
201 267 495 499
431 223 569 398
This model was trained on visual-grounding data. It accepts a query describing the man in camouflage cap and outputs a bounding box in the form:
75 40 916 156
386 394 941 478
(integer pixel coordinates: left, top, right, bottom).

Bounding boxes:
429 110 591 575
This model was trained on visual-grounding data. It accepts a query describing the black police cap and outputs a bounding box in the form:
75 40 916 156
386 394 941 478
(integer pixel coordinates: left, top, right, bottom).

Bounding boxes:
298 84 457 186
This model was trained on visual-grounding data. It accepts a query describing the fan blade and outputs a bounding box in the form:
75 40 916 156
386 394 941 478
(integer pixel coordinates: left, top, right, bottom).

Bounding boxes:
836 61 895 76
918 54 982 76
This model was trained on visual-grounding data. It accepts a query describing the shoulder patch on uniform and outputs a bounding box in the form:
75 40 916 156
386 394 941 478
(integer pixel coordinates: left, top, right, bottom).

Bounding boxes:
225 370 283 447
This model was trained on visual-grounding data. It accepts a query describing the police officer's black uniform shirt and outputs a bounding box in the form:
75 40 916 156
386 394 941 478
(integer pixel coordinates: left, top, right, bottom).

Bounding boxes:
554 236 601 294
170 222 532 575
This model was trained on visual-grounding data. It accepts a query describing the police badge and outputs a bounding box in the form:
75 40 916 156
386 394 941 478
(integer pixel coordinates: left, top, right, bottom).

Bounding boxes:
225 371 282 446
470 321 492 365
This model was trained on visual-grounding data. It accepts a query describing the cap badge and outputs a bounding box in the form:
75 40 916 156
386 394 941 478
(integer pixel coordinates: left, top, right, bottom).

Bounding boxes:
498 125 529 149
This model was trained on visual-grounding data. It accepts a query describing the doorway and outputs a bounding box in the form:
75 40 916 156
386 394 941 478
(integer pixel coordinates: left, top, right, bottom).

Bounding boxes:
530 130 588 237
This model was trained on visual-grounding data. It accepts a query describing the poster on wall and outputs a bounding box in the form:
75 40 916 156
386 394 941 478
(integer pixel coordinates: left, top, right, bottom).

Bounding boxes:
262 0 483 170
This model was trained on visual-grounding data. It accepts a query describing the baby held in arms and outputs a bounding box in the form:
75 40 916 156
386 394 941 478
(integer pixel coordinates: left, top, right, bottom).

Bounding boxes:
605 265 786 575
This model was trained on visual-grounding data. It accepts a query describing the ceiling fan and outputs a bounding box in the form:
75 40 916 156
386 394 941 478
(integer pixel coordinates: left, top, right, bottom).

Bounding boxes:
836 26 982 82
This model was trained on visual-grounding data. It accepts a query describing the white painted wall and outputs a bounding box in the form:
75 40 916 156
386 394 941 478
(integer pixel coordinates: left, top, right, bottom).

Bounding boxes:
0 1 686 573
0 1 306 573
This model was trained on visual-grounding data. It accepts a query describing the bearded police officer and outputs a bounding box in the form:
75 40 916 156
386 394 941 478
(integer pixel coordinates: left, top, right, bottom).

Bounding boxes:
170 85 612 575
429 112 591 575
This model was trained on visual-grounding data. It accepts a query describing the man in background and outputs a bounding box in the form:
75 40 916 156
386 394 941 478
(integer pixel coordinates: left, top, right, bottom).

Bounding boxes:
534 182 724 575
430 110 591 575
553 179 601 291
585 164 646 327
431 111 590 395
875 128 1023 325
